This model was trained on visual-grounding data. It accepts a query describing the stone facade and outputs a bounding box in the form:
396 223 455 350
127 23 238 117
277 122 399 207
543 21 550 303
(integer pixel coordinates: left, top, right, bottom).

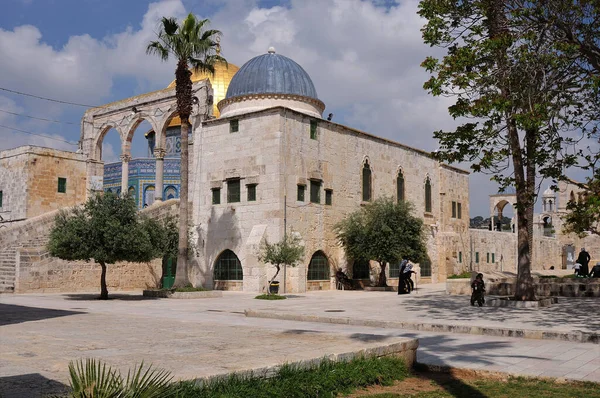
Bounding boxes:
0 146 87 223
190 107 470 292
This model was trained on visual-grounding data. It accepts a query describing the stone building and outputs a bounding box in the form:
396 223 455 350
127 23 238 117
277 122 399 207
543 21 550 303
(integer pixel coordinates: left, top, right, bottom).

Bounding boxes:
0 146 87 224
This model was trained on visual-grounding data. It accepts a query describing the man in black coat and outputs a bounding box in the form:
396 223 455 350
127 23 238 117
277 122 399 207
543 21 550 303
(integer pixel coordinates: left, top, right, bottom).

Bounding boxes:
576 248 591 277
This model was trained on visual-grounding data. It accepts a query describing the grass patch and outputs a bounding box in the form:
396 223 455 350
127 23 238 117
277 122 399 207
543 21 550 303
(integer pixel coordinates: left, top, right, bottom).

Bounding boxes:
255 294 287 300
448 271 471 279
176 356 409 397
352 367 600 398
539 274 577 279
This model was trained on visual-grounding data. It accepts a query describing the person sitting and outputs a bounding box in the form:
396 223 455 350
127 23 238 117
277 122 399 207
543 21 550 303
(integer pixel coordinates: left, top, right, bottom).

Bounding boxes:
470 273 486 306
590 263 600 278
335 268 351 290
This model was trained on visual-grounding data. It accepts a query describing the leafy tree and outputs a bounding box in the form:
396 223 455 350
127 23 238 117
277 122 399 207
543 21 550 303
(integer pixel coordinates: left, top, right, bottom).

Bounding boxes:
562 170 600 237
418 0 597 300
335 197 427 287
147 13 225 288
48 193 177 299
258 234 304 294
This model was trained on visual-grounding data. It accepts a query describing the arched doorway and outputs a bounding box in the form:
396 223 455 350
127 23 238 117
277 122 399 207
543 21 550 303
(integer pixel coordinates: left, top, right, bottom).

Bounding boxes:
164 185 178 200
307 251 330 290
213 249 243 290
143 185 155 207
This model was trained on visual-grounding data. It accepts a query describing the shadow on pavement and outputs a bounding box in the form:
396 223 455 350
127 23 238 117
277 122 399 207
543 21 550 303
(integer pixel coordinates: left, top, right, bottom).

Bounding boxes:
282 329 324 335
349 333 391 342
62 293 158 301
0 303 86 326
400 294 600 332
0 373 68 398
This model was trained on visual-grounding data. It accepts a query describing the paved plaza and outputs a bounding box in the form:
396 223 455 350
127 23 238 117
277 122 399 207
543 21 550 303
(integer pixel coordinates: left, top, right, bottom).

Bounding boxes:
1 285 599 397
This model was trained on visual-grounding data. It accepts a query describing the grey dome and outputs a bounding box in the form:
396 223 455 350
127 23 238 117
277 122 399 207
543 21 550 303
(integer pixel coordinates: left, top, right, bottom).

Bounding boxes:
225 51 319 100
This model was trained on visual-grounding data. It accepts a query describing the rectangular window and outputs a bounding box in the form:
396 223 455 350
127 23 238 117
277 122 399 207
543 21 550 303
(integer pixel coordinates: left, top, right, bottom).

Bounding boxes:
325 189 333 205
57 177 67 193
487 253 490 263
297 184 305 202
227 179 240 203
475 252 479 263
212 188 221 205
452 201 457 218
459 251 462 263
458 202 462 219
247 184 257 202
230 119 239 133
492 253 495 263
310 120 318 139
310 180 321 204
0 190 2 207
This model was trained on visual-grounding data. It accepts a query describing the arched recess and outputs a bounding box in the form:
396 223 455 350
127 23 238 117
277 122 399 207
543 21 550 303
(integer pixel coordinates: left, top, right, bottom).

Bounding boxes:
213 249 243 281
164 185 178 200
128 186 136 202
362 158 372 202
396 168 405 202
143 185 155 207
307 251 330 280
123 115 159 158
352 258 370 279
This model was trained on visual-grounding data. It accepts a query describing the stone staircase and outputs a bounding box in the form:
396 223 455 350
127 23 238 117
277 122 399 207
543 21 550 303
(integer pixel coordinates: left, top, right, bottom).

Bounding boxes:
0 247 17 293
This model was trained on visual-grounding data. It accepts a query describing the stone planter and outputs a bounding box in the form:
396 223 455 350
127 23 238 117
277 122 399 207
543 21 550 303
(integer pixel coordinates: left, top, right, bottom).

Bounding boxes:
142 290 222 299
487 297 558 308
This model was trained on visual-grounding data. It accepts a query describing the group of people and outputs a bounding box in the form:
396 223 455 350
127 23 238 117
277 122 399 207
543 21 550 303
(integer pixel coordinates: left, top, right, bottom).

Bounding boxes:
573 248 599 278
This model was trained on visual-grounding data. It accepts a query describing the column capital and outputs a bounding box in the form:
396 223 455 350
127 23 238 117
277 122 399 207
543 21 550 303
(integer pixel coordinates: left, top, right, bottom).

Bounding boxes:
153 147 166 160
120 154 132 162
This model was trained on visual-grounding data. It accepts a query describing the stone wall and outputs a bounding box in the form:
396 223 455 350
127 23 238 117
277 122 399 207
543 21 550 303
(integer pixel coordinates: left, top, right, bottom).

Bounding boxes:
1 199 179 293
0 146 87 222
446 277 600 297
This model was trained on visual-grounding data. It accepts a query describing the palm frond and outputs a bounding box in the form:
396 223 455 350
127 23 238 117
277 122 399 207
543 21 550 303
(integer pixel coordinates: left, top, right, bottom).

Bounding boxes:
123 361 174 397
146 41 170 60
161 17 179 36
68 358 122 398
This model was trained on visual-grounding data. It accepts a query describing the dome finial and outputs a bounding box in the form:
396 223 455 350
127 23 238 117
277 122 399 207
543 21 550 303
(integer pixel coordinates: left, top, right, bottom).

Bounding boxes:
268 46 276 54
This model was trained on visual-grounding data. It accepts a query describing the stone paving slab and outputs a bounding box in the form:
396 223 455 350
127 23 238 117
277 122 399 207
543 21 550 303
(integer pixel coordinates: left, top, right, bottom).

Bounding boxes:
1 289 599 397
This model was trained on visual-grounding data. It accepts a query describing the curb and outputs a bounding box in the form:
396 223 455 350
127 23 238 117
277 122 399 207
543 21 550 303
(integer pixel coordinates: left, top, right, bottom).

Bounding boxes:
189 338 419 385
142 290 222 299
244 309 599 344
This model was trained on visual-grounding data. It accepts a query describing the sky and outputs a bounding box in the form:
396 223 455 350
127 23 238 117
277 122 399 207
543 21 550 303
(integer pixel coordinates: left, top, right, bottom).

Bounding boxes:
0 0 594 217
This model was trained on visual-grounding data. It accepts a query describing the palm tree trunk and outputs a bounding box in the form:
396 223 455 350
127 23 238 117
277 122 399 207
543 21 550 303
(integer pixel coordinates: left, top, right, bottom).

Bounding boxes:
99 261 108 300
173 59 192 288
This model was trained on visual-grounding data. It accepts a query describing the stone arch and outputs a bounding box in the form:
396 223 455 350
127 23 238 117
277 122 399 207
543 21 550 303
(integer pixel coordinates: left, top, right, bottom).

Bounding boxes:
93 124 122 161
213 249 243 281
164 185 178 200
122 114 160 155
490 194 517 232
307 250 330 281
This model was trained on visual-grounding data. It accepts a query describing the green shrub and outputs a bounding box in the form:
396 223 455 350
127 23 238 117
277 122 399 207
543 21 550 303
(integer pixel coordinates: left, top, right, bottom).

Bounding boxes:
448 271 471 279
255 294 287 300
67 358 174 397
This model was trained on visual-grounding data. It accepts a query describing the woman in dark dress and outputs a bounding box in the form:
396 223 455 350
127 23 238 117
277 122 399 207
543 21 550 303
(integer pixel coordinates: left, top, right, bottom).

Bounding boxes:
397 260 410 295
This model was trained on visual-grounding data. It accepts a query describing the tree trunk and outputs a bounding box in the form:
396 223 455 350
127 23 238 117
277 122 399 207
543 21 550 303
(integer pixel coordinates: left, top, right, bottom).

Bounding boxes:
173 60 192 288
377 261 387 287
99 261 108 300
268 265 281 295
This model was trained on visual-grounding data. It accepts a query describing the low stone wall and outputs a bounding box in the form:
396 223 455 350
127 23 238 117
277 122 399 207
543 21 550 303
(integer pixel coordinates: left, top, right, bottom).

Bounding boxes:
213 280 243 291
446 278 600 297
143 289 222 299
15 247 162 293
307 280 332 291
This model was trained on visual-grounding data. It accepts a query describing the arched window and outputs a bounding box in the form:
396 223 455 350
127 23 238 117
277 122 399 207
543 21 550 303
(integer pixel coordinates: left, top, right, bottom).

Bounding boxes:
214 250 243 280
425 177 432 213
397 170 405 202
362 160 372 202
307 251 329 280
144 185 155 206
164 186 177 200
128 186 136 201
353 259 370 279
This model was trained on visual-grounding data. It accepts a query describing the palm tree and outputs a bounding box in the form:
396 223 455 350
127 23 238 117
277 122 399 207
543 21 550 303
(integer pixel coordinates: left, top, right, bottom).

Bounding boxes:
147 13 225 287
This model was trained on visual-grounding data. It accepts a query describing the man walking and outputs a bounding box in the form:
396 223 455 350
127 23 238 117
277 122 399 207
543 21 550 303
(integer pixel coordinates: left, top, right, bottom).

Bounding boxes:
576 248 591 277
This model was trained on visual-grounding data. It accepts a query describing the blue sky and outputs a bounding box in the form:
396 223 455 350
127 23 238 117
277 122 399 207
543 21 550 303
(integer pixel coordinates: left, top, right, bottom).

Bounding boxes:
0 0 592 217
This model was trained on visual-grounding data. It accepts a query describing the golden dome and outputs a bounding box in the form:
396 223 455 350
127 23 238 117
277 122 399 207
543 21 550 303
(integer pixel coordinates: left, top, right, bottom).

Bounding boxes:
167 61 239 123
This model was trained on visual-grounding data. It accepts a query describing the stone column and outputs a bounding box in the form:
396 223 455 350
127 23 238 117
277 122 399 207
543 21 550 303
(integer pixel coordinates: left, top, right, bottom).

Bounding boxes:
154 148 165 202
120 154 131 195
